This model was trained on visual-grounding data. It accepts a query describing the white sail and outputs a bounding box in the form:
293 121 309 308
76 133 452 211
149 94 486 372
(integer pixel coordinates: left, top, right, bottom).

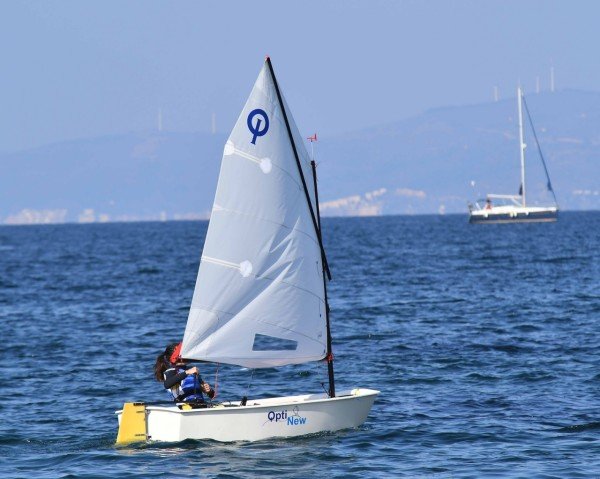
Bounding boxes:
181 60 327 368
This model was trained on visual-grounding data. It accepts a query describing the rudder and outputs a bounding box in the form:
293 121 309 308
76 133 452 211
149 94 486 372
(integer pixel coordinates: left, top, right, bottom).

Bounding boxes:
116 402 147 444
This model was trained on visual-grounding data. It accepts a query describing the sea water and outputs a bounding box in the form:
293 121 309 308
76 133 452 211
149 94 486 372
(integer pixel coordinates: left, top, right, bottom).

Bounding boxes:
0 212 598 478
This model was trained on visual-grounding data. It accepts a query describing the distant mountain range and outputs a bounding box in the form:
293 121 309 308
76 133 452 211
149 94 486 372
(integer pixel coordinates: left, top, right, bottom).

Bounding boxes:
1 89 599 224
0 131 225 224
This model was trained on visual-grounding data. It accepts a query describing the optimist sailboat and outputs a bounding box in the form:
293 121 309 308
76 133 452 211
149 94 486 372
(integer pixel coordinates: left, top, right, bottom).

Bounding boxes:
468 86 559 224
116 58 379 443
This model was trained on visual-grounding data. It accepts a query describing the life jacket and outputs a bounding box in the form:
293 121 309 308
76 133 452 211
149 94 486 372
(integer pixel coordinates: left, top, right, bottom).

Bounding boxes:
164 366 206 403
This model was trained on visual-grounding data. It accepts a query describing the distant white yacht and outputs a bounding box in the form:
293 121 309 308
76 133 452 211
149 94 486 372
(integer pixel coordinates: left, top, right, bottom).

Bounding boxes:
469 87 558 224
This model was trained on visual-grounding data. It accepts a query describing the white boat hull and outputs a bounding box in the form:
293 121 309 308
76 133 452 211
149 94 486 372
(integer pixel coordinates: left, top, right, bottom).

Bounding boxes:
116 388 379 443
469 205 558 224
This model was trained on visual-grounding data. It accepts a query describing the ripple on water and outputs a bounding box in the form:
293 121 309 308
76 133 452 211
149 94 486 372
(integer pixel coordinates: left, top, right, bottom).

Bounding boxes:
1 213 599 478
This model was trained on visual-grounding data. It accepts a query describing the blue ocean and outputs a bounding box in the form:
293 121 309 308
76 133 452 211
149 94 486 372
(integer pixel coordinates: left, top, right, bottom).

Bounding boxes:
1 212 598 478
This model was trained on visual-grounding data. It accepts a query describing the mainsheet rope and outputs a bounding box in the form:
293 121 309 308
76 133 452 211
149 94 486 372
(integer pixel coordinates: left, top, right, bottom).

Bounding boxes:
245 369 255 398
213 363 219 398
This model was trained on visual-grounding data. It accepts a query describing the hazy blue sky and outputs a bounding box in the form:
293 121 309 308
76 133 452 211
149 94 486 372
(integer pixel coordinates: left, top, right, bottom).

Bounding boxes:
1 0 598 151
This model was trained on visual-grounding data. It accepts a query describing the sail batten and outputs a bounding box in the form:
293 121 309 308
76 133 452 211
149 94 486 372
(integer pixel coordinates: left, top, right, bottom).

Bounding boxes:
225 141 312 193
181 60 328 368
198 252 326 301
207 201 322 247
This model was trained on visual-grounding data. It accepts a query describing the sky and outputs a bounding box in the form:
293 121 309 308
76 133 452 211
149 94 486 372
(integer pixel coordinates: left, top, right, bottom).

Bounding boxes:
1 0 599 152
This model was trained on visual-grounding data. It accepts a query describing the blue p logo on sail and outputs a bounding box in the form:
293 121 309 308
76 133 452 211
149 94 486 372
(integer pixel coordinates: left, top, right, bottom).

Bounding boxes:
247 109 269 144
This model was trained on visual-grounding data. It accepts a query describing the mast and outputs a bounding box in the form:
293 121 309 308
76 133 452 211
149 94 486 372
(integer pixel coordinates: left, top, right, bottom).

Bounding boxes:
517 86 527 207
266 57 335 395
311 154 335 398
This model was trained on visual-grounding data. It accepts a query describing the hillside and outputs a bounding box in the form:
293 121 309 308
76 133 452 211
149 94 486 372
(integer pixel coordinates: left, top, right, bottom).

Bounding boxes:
0 132 226 223
317 89 600 215
1 90 599 224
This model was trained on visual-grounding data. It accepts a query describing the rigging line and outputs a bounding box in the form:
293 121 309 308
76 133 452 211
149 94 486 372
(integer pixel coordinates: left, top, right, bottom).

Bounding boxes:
317 358 329 395
213 363 219 398
245 368 255 397
266 57 332 281
521 95 559 206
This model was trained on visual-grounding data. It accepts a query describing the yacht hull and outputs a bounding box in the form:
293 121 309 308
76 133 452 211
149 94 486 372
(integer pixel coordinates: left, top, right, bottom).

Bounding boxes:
116 388 379 443
469 207 558 224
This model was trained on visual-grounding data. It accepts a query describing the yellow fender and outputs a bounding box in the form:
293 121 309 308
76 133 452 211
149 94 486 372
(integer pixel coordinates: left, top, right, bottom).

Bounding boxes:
116 402 147 445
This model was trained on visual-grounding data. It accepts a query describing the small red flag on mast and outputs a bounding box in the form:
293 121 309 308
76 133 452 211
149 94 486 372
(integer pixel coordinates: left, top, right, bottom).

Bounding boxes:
307 133 318 142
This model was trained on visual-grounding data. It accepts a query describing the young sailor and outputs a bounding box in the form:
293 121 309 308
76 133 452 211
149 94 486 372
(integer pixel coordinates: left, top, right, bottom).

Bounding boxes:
154 342 215 404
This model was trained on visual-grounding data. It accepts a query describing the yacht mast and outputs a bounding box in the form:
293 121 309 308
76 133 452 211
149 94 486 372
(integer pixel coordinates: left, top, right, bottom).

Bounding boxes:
517 86 527 207
266 57 335 396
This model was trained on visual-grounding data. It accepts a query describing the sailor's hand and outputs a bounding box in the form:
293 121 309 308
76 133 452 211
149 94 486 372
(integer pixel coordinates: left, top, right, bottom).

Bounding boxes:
186 366 199 375
201 382 211 393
